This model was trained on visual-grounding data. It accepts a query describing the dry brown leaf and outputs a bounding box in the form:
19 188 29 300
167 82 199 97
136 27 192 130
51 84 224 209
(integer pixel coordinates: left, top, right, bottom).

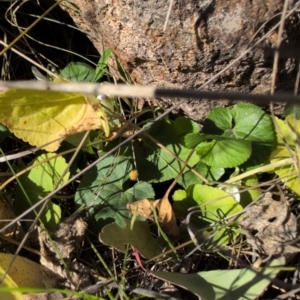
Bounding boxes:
127 196 179 238
127 198 158 222
38 216 92 289
239 192 299 257
156 196 180 238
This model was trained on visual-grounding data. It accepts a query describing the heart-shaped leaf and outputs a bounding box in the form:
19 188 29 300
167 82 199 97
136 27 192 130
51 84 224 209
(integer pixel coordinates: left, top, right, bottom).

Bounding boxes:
75 154 155 230
16 154 69 229
185 104 274 168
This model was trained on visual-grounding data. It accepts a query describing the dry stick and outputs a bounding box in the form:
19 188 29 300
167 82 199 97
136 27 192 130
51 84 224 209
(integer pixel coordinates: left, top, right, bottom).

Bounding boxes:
0 34 9 80
0 130 91 284
0 0 64 56
295 58 300 95
270 0 289 95
8 2 48 71
163 0 173 32
1 80 300 106
0 1 299 97
277 287 300 300
7 7 97 68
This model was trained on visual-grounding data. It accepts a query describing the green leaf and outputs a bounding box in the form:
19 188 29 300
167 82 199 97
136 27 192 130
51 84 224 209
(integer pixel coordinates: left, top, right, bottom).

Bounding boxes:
173 189 191 211
239 175 262 207
184 133 207 149
16 154 69 229
173 189 187 202
133 119 199 183
188 184 242 219
59 62 95 82
151 256 285 300
0 267 22 300
93 48 112 82
174 184 242 246
75 154 155 230
232 104 275 167
64 131 94 154
204 107 233 133
99 220 166 258
196 139 251 168
0 88 108 152
231 104 273 142
0 124 7 132
271 115 300 195
274 116 295 146
198 104 275 168
173 117 199 141
179 161 224 188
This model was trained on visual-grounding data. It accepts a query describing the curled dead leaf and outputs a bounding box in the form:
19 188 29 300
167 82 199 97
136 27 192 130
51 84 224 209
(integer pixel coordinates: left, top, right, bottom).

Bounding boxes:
127 198 157 222
127 196 179 238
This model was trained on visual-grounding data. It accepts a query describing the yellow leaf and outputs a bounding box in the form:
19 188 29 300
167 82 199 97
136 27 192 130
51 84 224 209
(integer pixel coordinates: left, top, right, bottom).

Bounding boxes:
0 266 23 300
271 147 300 195
0 253 46 288
271 115 300 195
273 116 295 146
0 89 110 152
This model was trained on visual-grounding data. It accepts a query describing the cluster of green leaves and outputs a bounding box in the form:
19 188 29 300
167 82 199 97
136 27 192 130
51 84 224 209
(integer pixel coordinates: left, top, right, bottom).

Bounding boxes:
184 103 274 168
11 96 300 234
73 102 300 254
75 105 268 232
2 58 299 298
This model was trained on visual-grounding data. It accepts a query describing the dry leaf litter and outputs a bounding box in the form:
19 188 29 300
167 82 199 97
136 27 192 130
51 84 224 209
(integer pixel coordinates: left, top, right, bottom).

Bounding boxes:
38 216 92 290
239 192 299 258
